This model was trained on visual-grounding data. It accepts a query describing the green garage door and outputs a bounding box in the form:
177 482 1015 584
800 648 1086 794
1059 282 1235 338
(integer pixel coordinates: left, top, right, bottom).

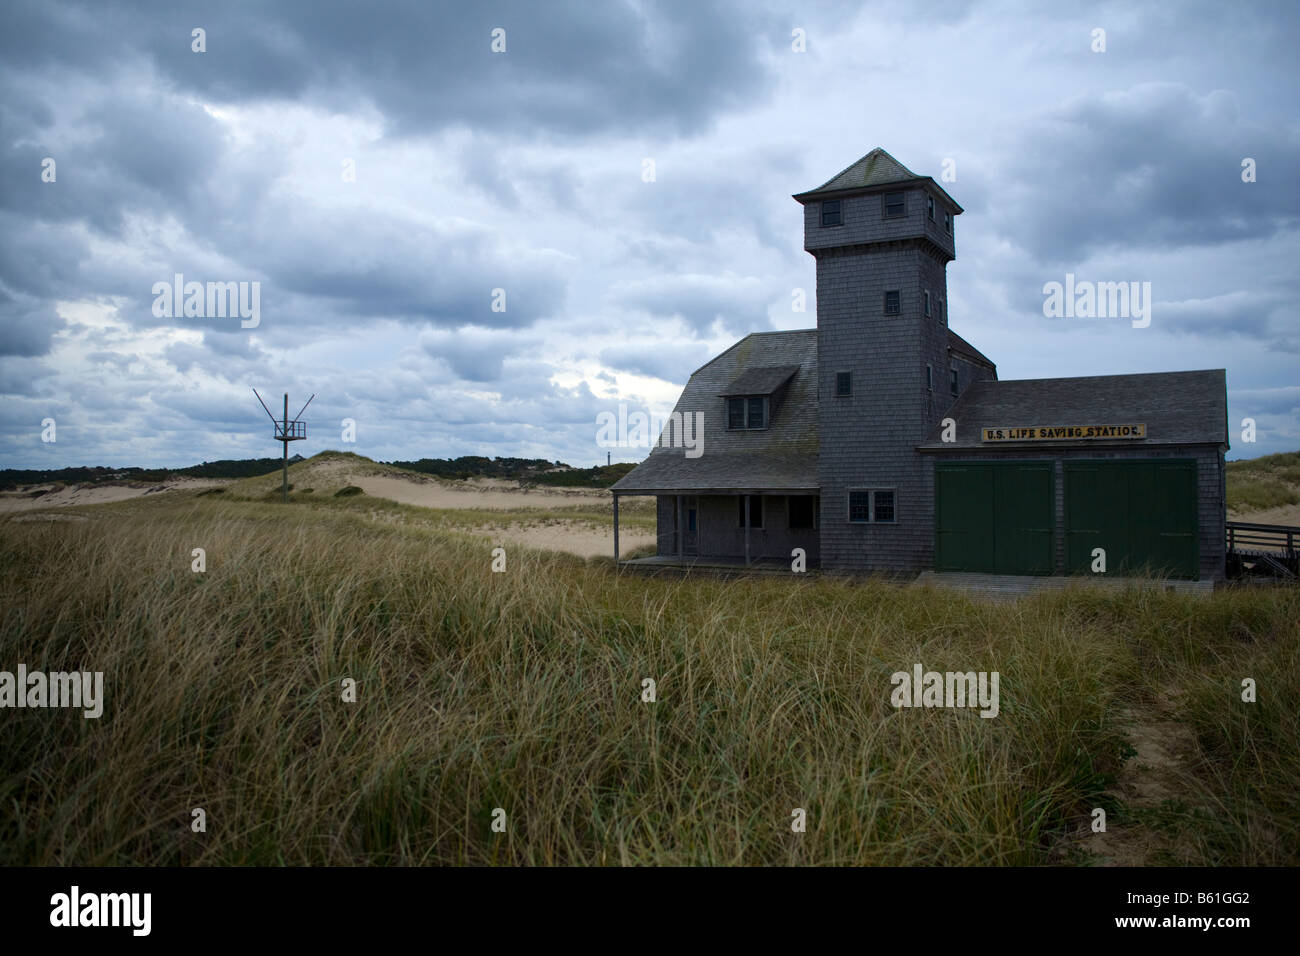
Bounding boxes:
1064 460 1198 579
935 462 1054 574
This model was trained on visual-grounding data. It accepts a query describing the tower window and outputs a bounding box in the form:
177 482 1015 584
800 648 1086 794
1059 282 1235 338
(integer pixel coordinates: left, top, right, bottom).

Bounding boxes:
926 364 933 390
927 196 935 221
883 192 905 218
821 200 842 227
836 371 852 397
944 211 951 234
938 298 944 324
884 290 900 315
924 291 931 317
950 369 959 396
848 489 896 524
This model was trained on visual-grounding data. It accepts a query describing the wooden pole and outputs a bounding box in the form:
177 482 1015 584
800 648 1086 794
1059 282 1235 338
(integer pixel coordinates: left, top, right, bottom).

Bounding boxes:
744 494 751 567
613 494 620 563
282 393 289 503
677 495 684 558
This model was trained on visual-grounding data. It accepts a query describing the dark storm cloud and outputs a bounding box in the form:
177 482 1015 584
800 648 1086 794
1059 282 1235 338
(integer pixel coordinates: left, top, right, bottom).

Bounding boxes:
2 0 777 138
0 291 65 357
609 273 774 336
422 327 529 382
599 342 713 382
990 83 1300 264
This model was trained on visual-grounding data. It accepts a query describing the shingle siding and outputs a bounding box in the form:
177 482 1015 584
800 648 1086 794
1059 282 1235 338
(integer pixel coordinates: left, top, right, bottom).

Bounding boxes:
813 203 961 572
618 148 1229 582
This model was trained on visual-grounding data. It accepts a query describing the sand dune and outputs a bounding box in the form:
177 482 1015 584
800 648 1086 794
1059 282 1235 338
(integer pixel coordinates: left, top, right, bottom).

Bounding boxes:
0 477 225 512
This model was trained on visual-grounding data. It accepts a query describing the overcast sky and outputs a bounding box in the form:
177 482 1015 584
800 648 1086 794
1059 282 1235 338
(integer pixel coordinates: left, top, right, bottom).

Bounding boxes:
2 0 1297 469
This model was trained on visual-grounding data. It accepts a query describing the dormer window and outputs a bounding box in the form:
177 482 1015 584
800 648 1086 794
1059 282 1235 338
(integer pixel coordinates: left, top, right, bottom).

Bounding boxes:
821 200 842 227
727 396 768 430
883 192 905 218
721 365 797 430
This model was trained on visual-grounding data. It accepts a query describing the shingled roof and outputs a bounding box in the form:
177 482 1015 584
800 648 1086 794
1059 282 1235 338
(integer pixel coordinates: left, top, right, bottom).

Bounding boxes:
948 328 995 370
719 364 800 396
919 369 1229 450
793 147 963 212
611 331 819 494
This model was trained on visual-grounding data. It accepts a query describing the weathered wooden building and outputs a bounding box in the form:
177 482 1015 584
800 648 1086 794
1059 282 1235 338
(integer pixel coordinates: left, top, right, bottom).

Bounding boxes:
612 149 1229 580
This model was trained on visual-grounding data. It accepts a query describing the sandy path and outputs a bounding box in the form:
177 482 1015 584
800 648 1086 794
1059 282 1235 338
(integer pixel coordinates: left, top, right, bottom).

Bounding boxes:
469 523 655 559
1230 502 1300 526
351 475 605 511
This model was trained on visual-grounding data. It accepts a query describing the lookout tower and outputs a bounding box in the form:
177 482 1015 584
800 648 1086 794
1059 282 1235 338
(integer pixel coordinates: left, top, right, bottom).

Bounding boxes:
253 389 313 502
793 147 970 572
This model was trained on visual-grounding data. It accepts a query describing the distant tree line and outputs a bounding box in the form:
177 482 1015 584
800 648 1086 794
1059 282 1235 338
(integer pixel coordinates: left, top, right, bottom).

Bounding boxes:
0 454 635 490
0 457 296 489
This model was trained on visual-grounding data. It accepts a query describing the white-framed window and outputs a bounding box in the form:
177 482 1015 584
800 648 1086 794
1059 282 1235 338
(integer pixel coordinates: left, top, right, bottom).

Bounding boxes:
848 489 896 523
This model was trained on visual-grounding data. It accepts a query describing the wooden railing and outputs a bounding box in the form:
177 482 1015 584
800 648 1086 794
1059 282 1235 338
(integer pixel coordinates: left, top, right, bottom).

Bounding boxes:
1227 521 1299 578
1227 521 1298 556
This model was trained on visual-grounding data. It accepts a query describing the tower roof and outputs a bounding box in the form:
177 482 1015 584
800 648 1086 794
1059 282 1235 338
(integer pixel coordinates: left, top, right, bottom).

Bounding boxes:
793 147 962 212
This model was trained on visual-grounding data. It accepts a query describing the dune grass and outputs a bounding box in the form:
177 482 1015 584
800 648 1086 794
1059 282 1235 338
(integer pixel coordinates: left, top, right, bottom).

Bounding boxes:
0 494 1296 866
1226 451 1300 514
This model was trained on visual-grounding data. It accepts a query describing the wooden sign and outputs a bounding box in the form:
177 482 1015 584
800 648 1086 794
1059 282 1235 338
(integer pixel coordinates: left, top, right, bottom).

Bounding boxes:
981 424 1146 442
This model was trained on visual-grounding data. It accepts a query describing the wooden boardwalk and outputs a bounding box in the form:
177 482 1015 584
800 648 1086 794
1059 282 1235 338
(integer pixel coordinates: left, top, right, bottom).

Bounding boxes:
913 571 1215 598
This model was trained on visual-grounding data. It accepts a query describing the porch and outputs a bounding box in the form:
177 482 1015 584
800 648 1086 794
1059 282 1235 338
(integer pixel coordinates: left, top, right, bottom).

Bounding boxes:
611 489 820 567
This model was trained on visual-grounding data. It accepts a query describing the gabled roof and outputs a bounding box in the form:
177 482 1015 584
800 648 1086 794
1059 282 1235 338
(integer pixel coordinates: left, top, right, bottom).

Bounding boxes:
719 364 800 396
947 328 996 370
611 331 818 494
793 147 963 213
920 369 1229 449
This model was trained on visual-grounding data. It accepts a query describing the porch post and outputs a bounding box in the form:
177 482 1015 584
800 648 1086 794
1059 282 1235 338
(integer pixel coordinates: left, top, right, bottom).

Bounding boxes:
744 494 751 567
613 493 620 562
677 495 683 557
